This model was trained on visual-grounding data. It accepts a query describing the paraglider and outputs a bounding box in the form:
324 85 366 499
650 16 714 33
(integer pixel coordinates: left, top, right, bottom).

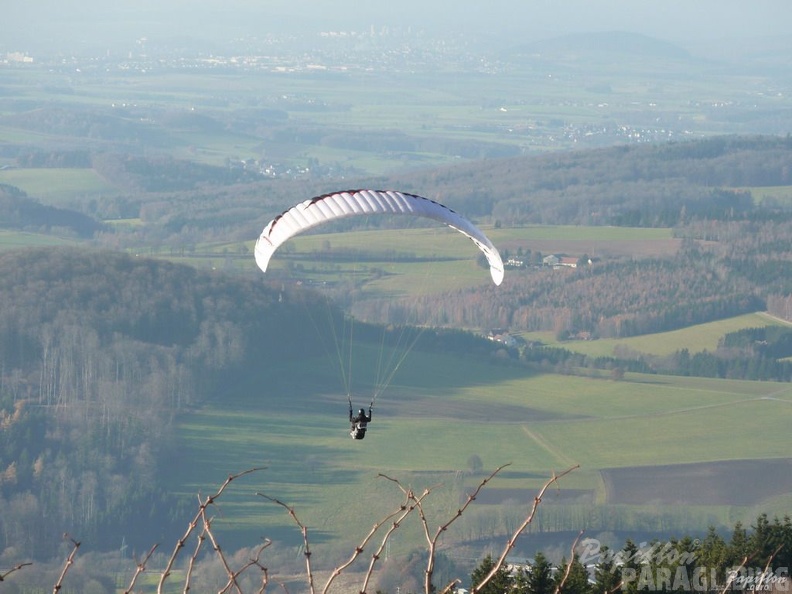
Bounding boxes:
254 189 504 286
349 407 372 440
254 189 504 440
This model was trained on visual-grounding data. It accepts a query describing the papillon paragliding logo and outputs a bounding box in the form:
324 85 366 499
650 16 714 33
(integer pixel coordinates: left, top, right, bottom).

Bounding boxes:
578 538 789 592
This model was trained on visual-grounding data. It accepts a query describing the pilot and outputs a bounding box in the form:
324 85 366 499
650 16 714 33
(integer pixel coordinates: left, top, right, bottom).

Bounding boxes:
349 407 372 440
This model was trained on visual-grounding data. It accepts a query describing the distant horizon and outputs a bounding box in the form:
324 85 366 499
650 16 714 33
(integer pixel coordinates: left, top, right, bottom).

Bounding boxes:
3 0 792 55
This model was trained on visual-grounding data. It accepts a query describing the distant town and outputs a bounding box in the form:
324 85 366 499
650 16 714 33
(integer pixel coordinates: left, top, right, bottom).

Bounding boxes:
1 28 717 152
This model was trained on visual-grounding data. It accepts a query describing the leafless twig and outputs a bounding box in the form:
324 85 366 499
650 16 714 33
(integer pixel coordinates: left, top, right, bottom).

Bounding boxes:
321 489 414 594
0 561 33 581
756 544 783 592
200 501 245 594
157 467 266 594
38 463 581 594
52 534 80 594
122 543 158 594
720 554 752 594
183 523 208 594
360 483 434 594
471 465 580 594
437 577 462 594
413 464 511 594
257 493 316 594
219 538 274 594
553 530 585 594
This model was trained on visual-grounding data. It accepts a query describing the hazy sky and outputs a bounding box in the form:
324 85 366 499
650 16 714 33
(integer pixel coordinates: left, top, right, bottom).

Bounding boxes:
3 0 792 52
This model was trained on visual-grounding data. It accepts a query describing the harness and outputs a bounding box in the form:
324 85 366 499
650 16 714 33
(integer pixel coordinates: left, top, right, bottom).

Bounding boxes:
349 394 373 439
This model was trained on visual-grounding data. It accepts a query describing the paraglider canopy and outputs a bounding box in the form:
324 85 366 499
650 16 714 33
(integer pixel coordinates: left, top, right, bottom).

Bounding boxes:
255 189 504 285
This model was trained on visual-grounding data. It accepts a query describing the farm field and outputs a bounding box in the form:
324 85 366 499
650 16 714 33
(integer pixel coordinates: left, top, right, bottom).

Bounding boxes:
492 225 679 259
0 229 80 250
124 222 678 299
148 221 675 260
166 341 792 563
523 311 792 357
747 185 792 207
0 167 118 202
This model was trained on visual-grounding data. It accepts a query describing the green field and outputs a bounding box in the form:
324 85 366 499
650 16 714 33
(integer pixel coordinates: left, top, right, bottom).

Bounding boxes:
523 312 792 357
0 167 118 202
0 230 80 250
1 225 784 563
491 225 674 243
230 223 678 300
747 185 792 207
166 336 792 563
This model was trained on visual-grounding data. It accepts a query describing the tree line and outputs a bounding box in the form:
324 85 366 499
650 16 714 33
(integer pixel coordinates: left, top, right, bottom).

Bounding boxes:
355 240 764 339
465 513 791 594
5 134 792 248
510 325 792 382
0 184 106 238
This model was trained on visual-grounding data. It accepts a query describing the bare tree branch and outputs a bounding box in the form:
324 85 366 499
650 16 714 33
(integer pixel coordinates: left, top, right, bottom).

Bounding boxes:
720 554 752 594
0 562 33 581
123 543 158 594
220 539 273 594
755 544 783 592
200 502 244 594
437 577 462 594
321 489 414 594
157 467 266 594
418 464 511 594
52 534 80 594
553 530 585 594
183 524 208 594
471 465 580 594
258 493 316 594
359 482 433 594
36 463 584 594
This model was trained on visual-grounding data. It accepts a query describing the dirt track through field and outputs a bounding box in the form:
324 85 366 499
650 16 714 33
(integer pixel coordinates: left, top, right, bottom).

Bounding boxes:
521 425 579 468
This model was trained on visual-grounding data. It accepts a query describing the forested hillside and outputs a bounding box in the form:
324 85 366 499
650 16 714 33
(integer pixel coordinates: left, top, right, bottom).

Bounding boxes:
6 136 792 343
4 136 792 343
0 248 335 558
354 216 791 339
390 135 792 226
119 134 792 241
5 134 792 244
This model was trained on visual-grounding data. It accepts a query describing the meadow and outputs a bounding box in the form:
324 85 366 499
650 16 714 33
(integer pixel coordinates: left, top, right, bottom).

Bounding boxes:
0 167 117 203
0 229 80 249
523 311 792 357
166 332 792 564
1 218 784 565
235 223 682 301
748 185 792 207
